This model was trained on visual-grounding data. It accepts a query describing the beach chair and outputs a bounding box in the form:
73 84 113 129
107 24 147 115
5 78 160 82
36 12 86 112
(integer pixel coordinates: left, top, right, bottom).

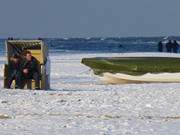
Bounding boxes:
4 39 50 90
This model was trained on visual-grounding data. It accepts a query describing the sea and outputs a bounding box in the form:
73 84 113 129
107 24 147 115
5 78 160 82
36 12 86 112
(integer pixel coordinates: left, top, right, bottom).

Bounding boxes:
0 37 180 55
0 37 180 135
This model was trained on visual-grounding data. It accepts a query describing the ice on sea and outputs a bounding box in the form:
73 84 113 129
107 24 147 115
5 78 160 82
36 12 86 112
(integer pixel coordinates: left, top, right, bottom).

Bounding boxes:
0 53 180 135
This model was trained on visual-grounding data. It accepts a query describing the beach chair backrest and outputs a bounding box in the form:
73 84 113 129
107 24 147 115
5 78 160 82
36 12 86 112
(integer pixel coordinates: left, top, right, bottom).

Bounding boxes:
6 40 48 64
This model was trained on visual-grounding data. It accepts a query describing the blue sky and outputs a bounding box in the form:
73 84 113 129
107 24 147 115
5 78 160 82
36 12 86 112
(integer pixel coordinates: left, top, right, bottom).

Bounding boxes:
0 0 180 38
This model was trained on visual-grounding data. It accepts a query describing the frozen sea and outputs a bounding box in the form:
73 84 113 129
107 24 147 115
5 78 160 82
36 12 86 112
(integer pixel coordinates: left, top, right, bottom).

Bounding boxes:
0 38 180 135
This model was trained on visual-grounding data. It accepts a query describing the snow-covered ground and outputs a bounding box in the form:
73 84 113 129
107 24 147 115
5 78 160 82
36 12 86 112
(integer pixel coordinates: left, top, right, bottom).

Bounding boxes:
0 53 180 135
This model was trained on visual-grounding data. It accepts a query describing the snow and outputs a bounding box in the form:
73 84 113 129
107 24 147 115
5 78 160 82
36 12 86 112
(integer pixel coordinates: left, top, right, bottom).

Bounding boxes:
0 53 180 135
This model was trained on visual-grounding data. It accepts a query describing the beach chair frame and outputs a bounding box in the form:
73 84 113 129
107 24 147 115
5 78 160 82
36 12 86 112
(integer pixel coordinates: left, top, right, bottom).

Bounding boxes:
4 39 50 90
